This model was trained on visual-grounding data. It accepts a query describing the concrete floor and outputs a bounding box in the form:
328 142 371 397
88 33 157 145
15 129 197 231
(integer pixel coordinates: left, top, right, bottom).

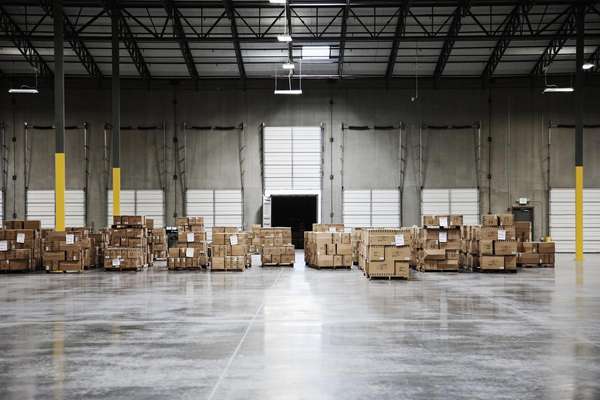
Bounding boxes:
0 252 599 400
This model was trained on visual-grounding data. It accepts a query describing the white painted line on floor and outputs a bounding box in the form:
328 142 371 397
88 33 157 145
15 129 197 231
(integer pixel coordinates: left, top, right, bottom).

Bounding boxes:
207 269 283 400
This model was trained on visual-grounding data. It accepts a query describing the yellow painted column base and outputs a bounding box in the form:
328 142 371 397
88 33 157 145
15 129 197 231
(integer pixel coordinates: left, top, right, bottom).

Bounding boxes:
112 167 121 217
55 153 66 232
575 166 584 261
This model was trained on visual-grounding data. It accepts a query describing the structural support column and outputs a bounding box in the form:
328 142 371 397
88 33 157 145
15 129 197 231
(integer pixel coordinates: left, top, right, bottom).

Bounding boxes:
575 3 584 261
111 6 121 217
54 0 65 232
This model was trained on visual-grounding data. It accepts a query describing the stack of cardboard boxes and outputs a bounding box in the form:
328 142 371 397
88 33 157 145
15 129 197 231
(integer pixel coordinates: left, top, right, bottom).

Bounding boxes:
104 216 148 271
90 229 110 268
417 215 463 272
478 214 517 271
210 227 249 271
66 228 96 269
256 227 295 266
304 231 352 269
0 220 42 272
358 228 412 279
351 228 363 265
460 225 481 271
148 228 168 263
168 217 208 270
42 230 87 272
518 242 556 267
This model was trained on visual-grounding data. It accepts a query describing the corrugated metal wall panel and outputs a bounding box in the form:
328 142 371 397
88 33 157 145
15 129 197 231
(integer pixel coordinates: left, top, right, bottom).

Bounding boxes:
343 190 400 228
186 189 243 240
28 190 85 228
421 188 479 226
550 188 600 253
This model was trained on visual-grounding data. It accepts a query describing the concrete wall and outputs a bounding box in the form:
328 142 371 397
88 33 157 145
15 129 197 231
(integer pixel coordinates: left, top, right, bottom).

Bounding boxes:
1 78 599 239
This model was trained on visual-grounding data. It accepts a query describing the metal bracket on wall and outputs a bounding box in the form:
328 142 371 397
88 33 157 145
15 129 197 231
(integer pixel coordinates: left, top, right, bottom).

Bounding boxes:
23 122 89 222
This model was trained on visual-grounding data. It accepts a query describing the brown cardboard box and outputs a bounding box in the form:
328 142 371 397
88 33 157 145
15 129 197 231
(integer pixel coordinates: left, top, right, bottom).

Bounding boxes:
540 254 555 265
423 249 446 260
519 253 541 265
394 261 410 277
515 221 532 242
212 257 225 269
537 242 555 254
482 215 498 226
480 240 494 255
480 256 504 269
384 246 411 261
498 214 514 226
336 243 352 255
367 261 394 275
523 242 537 253
368 246 385 261
504 255 517 269
230 245 247 257
494 240 518 256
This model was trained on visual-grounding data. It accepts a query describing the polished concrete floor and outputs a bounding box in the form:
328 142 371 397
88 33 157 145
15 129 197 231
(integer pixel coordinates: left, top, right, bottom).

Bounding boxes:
0 252 599 400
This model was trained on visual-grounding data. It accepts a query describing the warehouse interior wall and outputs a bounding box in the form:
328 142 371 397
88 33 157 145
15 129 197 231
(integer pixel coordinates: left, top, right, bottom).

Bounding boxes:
1 78 599 239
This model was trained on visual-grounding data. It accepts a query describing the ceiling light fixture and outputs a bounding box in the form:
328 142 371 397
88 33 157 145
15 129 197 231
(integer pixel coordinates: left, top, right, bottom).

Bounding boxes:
8 87 39 94
277 34 292 42
274 59 302 95
282 62 295 70
269 0 286 4
582 62 595 70
274 89 302 95
543 86 574 93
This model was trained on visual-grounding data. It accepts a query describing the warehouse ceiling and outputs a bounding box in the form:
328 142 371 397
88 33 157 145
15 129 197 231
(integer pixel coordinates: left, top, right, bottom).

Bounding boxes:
0 0 599 81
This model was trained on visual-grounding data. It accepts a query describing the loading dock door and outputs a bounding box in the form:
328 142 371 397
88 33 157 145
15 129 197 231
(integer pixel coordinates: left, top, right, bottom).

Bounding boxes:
550 189 600 253
186 189 243 240
343 190 400 228
27 190 86 228
421 188 479 225
107 190 164 227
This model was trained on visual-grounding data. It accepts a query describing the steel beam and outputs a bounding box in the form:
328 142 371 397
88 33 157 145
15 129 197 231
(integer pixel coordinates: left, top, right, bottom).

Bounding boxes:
285 1 293 61
433 0 471 84
163 0 199 81
385 0 410 80
54 0 66 232
112 4 121 217
222 0 246 80
481 1 533 80
41 0 103 79
337 0 349 77
0 5 53 78
530 6 577 75
575 3 584 260
102 0 151 80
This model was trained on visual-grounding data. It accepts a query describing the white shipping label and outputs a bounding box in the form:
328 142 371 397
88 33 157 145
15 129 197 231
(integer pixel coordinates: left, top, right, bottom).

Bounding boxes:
16 233 26 243
66 234 75 245
328 227 336 233
187 232 195 243
439 217 448 228
251 254 262 268
498 229 506 241
112 258 120 267
0 240 7 251
439 231 448 243
185 248 195 258
229 235 238 245
395 234 405 247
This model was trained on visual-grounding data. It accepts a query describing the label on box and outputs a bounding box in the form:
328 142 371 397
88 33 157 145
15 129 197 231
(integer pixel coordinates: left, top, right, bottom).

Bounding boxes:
185 248 194 258
112 258 120 267
186 232 194 243
251 254 262 267
439 231 448 243
0 240 8 251
439 216 448 228
328 227 336 233
66 234 75 245
498 229 506 241
16 233 26 243
395 234 405 247
229 235 238 245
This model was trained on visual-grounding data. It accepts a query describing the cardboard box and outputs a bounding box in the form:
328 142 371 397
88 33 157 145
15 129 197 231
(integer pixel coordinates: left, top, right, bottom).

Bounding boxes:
482 215 498 226
519 253 541 265
423 249 446 260
367 261 394 275
498 214 514 226
480 256 504 269
537 242 555 254
384 246 412 261
515 221 532 242
368 246 385 261
522 242 537 253
504 255 517 269
494 240 517 256
479 240 494 255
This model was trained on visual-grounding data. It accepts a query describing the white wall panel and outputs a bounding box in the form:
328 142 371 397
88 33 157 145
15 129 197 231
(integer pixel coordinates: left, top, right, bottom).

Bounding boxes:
186 189 243 240
421 188 479 225
343 189 400 228
28 190 85 228
107 190 162 227
550 188 600 253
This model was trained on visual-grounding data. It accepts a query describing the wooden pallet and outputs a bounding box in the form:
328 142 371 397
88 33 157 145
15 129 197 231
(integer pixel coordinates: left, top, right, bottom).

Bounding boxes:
47 269 83 274
168 266 205 271
262 263 294 268
366 273 409 280
209 267 244 272
104 265 146 272
519 263 555 268
416 268 460 273
474 267 517 273
308 264 352 270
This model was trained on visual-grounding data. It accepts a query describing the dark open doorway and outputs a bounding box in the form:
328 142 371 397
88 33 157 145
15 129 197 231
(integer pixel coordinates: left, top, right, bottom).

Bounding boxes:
271 195 318 249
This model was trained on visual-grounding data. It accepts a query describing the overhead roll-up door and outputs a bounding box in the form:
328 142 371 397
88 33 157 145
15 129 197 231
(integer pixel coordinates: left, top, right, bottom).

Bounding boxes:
107 190 163 227
421 188 479 225
550 189 600 253
27 190 85 228
343 189 400 228
263 126 322 192
186 189 243 240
